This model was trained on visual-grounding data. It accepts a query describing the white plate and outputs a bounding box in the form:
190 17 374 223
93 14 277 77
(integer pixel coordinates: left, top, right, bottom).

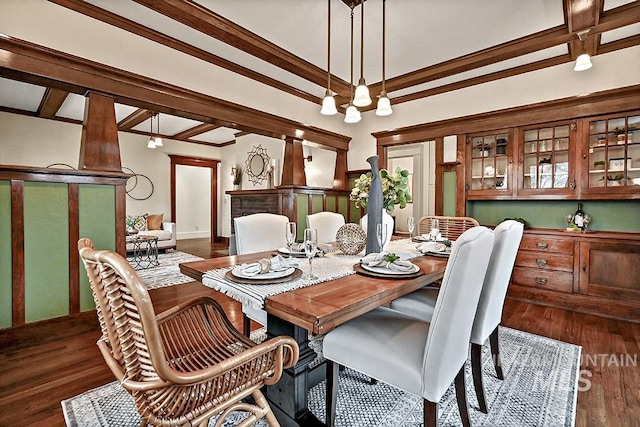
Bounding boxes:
278 246 306 255
231 265 295 280
360 262 419 275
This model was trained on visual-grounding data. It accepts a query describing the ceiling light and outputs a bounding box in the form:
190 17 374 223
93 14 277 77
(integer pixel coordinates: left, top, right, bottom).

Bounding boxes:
375 0 393 116
147 137 156 149
574 30 592 72
320 0 337 115
345 4 361 124
147 113 156 149
352 0 371 107
153 113 163 146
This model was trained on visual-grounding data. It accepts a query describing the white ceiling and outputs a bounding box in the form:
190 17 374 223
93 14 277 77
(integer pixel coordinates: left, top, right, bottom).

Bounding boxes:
0 0 638 145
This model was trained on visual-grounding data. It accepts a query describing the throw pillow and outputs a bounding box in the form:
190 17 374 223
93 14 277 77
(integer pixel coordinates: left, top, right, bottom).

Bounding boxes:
146 213 164 230
126 214 146 231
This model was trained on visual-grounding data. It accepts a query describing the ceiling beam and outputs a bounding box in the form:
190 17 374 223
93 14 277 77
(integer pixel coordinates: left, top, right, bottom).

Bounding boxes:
0 35 351 151
117 108 153 130
49 0 324 105
233 131 251 138
133 0 352 97
36 87 69 118
565 0 601 59
171 123 220 139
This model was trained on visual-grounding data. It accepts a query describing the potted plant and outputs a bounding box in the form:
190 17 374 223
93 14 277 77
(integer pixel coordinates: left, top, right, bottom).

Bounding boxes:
232 166 243 190
599 174 625 186
593 160 605 169
350 166 412 212
125 216 139 235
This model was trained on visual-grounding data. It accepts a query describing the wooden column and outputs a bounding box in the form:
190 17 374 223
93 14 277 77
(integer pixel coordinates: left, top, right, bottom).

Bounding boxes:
333 150 348 190
78 92 122 172
280 137 306 186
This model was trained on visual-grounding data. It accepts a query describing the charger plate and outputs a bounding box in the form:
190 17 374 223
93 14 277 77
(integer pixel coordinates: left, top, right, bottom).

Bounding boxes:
353 263 423 279
226 268 302 285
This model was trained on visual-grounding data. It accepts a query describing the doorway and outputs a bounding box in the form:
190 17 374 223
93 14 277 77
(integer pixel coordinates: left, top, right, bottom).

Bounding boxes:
169 155 219 242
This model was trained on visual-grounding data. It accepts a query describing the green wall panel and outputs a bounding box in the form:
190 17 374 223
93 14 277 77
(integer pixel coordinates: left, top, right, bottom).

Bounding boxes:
79 185 116 311
443 171 457 216
0 181 12 329
24 182 69 323
326 196 336 212
468 199 640 232
338 196 348 220
311 195 323 214
295 193 307 241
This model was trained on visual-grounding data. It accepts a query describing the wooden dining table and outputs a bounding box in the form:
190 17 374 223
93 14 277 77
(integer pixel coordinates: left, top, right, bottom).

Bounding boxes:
180 250 448 427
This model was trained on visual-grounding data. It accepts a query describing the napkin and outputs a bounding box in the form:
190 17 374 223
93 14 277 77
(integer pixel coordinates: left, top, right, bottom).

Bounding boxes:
291 243 326 257
360 253 415 272
239 255 299 277
416 241 449 253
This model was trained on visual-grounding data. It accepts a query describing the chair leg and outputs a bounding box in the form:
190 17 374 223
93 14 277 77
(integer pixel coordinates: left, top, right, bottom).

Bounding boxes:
471 343 488 414
489 326 504 380
423 399 437 427
242 313 251 337
454 365 471 427
326 361 339 427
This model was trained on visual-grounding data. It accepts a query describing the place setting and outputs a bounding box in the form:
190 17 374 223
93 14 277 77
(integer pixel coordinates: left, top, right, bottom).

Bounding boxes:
225 254 302 284
410 218 453 258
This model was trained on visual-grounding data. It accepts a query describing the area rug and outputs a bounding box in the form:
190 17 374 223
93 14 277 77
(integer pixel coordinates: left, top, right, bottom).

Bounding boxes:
62 327 580 427
127 250 203 289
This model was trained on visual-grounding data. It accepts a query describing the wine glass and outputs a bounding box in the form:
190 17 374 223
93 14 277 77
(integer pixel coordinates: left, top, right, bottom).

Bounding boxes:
407 217 415 240
582 215 591 232
303 228 318 281
430 219 440 241
376 223 388 253
285 222 297 258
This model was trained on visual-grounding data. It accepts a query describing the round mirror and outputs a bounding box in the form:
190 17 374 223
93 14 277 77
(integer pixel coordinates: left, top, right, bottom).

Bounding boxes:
245 145 271 185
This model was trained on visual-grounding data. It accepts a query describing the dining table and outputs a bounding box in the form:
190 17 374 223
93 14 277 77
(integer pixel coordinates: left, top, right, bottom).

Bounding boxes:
179 241 448 427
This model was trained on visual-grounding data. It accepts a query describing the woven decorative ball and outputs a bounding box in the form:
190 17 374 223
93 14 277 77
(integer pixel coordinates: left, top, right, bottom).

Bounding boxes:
335 223 366 255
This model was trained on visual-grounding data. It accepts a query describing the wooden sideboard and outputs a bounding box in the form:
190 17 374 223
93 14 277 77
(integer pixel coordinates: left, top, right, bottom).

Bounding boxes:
508 228 640 322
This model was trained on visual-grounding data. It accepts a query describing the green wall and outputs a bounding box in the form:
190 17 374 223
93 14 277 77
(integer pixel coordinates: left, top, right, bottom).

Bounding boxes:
24 182 69 323
468 199 640 232
0 181 12 329
78 184 116 311
443 171 457 217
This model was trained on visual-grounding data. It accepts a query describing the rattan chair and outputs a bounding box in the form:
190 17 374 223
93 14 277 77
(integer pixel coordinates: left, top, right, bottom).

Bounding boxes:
417 215 480 241
78 238 299 427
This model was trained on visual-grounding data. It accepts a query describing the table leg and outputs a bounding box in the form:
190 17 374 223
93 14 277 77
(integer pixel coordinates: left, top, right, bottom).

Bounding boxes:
266 315 326 427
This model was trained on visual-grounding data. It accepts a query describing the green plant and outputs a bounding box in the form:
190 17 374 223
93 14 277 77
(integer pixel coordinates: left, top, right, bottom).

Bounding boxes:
125 216 138 228
593 160 605 168
232 167 243 185
350 167 412 212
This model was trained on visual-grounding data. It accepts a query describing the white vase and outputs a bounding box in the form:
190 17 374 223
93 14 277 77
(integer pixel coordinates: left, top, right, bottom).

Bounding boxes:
360 210 394 252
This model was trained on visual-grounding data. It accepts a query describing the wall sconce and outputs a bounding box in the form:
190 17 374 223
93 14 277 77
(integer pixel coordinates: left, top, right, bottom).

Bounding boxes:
304 155 313 162
230 166 237 181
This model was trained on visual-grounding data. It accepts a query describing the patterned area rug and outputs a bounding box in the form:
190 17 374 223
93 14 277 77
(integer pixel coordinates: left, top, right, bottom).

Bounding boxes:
62 327 580 427
127 250 203 289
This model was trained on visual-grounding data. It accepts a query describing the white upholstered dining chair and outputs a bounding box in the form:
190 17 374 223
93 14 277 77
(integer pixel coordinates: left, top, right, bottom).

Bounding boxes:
306 211 345 244
233 213 290 328
389 219 524 413
322 226 494 427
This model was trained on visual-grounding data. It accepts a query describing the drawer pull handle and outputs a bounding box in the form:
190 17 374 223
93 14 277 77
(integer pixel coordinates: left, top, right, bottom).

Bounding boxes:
536 258 548 267
536 242 548 249
535 277 548 285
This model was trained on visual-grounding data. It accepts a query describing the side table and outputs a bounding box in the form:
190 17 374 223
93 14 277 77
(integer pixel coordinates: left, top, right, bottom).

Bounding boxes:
126 235 159 270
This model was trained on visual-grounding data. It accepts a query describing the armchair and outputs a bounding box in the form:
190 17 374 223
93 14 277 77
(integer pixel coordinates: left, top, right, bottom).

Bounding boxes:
417 215 479 241
78 238 299 427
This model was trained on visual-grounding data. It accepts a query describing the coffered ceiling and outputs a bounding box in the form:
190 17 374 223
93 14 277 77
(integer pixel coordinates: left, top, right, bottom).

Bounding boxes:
0 0 639 146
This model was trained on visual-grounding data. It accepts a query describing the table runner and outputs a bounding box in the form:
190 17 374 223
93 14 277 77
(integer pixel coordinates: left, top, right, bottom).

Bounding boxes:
201 239 422 311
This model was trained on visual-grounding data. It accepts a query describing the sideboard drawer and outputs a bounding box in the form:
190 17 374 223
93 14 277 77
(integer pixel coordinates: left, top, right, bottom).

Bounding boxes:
512 267 573 293
519 236 574 254
515 252 573 272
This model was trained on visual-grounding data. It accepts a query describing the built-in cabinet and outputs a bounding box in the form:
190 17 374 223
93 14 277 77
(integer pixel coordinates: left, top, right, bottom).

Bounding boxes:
465 110 640 200
509 229 640 322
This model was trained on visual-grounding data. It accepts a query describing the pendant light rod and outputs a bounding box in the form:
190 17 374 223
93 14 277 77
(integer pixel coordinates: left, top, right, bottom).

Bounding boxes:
381 0 386 92
350 6 355 102
321 0 337 115
359 0 364 80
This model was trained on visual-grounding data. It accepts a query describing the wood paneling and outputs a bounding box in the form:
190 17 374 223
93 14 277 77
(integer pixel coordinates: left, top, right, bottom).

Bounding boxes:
281 138 307 186
78 92 121 172
36 87 69 119
10 180 25 326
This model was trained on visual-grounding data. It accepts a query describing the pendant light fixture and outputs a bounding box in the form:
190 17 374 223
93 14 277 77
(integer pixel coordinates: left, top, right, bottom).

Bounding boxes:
147 114 156 149
573 29 592 72
320 0 338 115
352 0 371 107
153 113 163 146
375 0 392 116
344 4 362 123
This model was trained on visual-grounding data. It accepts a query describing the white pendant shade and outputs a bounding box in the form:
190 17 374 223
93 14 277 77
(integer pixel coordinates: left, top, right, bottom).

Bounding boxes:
574 53 592 71
344 104 361 123
147 138 156 149
321 91 338 115
353 78 372 107
375 93 393 116
154 136 163 147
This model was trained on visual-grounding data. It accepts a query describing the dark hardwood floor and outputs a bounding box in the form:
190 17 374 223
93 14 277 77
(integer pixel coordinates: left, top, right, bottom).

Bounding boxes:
0 238 638 426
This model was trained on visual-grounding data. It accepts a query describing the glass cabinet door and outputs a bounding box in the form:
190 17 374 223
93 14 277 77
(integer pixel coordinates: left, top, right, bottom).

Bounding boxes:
522 123 572 191
469 131 509 192
588 114 640 189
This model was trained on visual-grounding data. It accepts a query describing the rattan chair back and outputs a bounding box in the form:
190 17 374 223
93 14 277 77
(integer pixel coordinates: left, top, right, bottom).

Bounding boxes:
417 215 480 241
78 238 299 427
